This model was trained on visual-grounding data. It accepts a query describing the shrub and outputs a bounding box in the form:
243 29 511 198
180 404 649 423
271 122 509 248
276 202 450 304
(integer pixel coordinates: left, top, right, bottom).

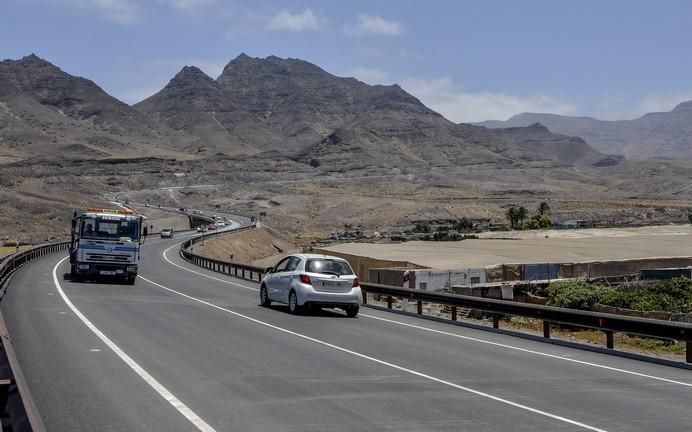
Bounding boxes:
523 214 552 230
545 281 613 310
546 277 692 313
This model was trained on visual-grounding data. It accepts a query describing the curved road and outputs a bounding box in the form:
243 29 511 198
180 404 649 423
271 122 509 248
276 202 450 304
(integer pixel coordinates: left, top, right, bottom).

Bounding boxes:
2 232 691 431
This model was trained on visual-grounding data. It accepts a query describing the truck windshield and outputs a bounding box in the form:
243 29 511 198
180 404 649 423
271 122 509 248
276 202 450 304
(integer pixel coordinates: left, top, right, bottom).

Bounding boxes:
81 216 139 242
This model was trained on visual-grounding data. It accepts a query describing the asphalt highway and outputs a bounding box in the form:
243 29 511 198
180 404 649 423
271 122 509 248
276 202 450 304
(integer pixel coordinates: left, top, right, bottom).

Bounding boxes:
2 232 691 431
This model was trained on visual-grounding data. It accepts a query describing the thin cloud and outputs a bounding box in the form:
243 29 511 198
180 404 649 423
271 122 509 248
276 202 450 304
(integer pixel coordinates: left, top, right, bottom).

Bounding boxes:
595 91 692 120
157 0 216 11
117 83 168 104
266 7 321 32
401 77 578 123
61 0 141 24
349 67 390 85
345 14 403 36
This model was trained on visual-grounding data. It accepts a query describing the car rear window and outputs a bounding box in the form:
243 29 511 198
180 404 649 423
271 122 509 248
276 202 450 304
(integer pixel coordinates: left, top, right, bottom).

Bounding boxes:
305 259 354 276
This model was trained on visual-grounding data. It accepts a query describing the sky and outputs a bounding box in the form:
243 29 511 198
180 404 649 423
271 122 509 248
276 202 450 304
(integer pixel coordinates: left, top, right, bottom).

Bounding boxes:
3 0 692 122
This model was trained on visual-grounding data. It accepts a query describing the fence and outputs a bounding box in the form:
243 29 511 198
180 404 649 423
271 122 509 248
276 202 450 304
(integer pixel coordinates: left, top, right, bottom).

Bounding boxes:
179 225 264 282
359 282 692 364
0 241 69 432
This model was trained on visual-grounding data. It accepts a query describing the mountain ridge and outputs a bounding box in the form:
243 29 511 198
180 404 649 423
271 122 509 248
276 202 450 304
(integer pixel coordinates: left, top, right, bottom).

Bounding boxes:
1 53 616 171
476 101 692 159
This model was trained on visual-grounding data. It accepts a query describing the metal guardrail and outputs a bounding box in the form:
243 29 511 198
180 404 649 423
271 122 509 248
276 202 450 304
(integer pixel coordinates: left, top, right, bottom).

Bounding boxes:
0 241 69 432
172 219 692 365
360 282 692 363
179 226 264 282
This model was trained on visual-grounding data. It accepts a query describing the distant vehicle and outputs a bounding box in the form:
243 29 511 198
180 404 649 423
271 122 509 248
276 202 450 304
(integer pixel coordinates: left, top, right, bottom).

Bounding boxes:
260 254 362 317
69 208 147 285
216 222 225 227
207 224 216 230
160 228 174 238
196 226 207 233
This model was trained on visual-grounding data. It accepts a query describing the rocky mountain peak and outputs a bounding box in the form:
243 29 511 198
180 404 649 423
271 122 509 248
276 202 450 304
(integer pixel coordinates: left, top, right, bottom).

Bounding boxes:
672 100 692 112
169 65 215 86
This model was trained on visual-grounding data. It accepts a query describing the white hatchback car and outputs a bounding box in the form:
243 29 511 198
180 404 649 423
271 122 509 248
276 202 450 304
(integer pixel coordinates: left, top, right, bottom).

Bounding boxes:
260 254 362 317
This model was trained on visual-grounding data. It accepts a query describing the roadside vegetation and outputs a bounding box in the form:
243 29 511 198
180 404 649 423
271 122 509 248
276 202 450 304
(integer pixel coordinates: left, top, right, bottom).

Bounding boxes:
533 278 692 314
506 202 553 230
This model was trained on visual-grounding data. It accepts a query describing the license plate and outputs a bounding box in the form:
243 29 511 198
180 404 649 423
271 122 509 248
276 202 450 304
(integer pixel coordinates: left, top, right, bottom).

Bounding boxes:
322 281 338 287
100 270 116 275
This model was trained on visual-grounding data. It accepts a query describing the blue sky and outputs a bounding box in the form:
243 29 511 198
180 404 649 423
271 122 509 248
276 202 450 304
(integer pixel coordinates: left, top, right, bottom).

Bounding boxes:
3 0 692 122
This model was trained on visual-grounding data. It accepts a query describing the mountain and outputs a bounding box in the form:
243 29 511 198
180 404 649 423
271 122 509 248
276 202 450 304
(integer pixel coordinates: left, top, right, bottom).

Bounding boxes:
0 53 617 172
0 54 187 162
134 65 294 156
476 102 692 159
137 54 615 170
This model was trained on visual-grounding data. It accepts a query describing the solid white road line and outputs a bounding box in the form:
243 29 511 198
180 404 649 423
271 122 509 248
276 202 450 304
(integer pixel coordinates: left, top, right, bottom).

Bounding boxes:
161 243 692 388
51 257 217 432
137 274 607 432
359 313 692 388
162 244 257 291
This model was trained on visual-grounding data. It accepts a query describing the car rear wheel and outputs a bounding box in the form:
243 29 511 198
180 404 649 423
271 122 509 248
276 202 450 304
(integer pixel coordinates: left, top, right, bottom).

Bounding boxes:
288 290 301 315
345 305 359 318
260 285 271 307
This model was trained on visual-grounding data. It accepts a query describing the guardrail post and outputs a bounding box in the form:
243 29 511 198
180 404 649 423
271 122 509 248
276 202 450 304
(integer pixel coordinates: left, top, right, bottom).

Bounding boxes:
362 290 367 305
493 314 500 329
543 321 551 339
605 331 614 349
451 306 457 321
687 340 692 364
387 295 393 309
417 300 423 315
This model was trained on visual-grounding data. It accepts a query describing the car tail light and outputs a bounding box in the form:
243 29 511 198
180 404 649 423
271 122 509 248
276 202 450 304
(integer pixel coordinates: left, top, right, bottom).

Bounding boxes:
352 277 360 287
299 274 312 285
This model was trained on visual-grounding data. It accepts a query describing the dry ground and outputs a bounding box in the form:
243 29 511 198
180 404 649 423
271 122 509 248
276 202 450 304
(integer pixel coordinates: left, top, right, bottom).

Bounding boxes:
196 228 296 267
323 225 692 269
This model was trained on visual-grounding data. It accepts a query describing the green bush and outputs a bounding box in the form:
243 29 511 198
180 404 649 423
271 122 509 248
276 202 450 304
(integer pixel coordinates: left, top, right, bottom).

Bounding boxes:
546 281 613 309
545 278 692 313
601 278 692 313
523 214 552 230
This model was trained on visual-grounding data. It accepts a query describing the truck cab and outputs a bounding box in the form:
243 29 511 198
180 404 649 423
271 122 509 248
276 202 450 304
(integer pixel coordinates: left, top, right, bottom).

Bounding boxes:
69 208 148 284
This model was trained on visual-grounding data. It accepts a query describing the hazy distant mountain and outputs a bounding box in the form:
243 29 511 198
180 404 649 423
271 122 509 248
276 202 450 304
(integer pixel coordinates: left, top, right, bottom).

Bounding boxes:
0 54 188 161
476 102 692 159
137 53 615 170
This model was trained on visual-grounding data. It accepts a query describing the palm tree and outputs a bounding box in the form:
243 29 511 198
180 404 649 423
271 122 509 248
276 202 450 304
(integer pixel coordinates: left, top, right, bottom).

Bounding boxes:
505 207 519 229
538 201 550 216
517 206 528 227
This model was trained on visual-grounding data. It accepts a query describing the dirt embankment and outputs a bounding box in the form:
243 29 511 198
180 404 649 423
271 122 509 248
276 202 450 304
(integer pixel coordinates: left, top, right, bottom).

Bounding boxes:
196 228 296 268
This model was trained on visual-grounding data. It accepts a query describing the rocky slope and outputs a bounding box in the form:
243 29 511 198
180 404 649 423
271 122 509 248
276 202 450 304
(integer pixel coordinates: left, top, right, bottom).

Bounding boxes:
476 102 692 160
136 54 616 171
0 54 188 161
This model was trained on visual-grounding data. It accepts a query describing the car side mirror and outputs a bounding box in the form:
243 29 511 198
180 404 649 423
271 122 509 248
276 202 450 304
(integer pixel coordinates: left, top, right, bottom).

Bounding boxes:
264 267 274 274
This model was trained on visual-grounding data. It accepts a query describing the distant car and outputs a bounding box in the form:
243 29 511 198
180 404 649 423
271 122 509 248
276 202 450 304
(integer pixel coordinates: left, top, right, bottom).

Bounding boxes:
260 254 362 317
160 228 174 238
196 226 207 233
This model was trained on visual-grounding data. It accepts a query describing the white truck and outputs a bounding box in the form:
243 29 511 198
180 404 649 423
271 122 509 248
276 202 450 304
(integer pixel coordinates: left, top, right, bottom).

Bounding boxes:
69 208 148 284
